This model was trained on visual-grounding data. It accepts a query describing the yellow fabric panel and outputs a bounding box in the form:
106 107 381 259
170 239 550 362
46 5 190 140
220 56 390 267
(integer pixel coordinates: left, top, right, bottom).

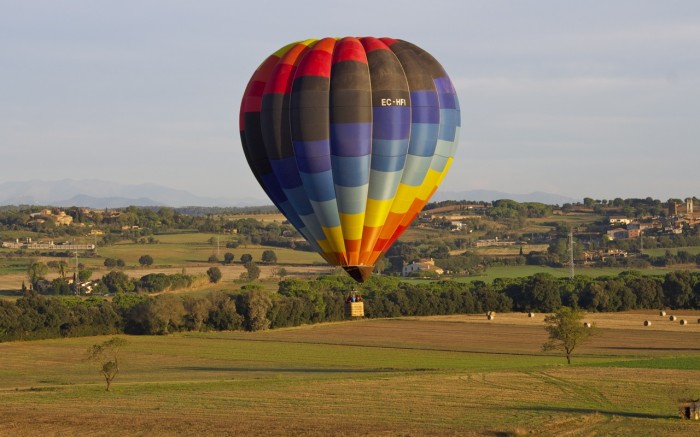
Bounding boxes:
363 198 394 228
322 226 346 254
317 239 335 254
389 183 421 214
273 39 318 58
339 213 365 241
416 168 443 201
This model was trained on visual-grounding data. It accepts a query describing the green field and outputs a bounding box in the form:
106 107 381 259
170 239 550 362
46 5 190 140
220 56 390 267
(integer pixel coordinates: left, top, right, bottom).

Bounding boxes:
1 312 699 435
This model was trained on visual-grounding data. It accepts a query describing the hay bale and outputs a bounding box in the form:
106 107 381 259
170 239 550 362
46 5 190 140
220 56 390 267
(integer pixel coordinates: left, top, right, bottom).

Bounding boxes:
644 320 651 326
669 315 677 321
487 314 494 320
528 312 535 318
660 310 666 316
680 319 687 325
583 322 592 328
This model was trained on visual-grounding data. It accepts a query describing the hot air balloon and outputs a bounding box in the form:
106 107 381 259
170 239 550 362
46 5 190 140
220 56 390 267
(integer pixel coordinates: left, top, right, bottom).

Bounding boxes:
240 37 460 282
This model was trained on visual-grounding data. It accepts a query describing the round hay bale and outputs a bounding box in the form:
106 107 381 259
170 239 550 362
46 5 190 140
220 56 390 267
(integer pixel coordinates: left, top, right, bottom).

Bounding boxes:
659 310 666 316
680 319 687 325
583 322 592 328
644 320 651 326
669 315 677 321
528 312 535 318
487 314 494 320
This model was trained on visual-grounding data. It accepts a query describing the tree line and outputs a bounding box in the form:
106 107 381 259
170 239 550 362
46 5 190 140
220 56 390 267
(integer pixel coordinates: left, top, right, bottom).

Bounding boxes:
2 270 700 343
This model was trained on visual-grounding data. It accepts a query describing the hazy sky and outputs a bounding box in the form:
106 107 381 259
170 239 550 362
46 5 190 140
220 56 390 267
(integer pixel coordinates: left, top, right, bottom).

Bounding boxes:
2 1 699 202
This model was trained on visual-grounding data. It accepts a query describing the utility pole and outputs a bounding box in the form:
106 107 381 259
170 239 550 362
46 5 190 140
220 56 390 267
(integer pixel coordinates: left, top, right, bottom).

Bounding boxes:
568 231 574 279
75 243 80 295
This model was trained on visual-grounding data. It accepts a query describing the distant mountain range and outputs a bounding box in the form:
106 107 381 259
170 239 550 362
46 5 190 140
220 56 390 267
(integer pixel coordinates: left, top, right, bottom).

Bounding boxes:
0 179 263 208
0 179 578 208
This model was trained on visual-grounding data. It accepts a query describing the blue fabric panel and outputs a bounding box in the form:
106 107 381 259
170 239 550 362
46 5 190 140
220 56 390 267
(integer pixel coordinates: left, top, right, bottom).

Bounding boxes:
400 155 433 186
332 155 369 187
371 138 409 157
438 108 460 142
407 123 439 157
293 139 330 158
283 185 315 216
438 93 458 110
434 139 452 159
278 200 306 231
335 185 369 215
309 199 341 228
260 173 287 206
410 90 439 108
296 153 331 174
368 169 402 200
370 154 406 172
372 106 410 140
330 123 371 156
298 211 328 244
434 77 456 95
412 105 440 124
428 154 450 172
269 157 302 189
300 170 336 202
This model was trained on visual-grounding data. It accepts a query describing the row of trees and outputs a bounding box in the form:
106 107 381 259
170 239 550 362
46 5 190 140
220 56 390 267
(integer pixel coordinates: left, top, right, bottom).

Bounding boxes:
3 270 700 343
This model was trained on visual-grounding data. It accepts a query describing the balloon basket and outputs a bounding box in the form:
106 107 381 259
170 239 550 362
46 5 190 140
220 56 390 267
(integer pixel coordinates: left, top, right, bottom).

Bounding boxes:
345 301 365 318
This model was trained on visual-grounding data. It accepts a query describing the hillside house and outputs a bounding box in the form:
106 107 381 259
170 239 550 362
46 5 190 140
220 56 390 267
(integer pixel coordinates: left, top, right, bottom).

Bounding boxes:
402 258 444 277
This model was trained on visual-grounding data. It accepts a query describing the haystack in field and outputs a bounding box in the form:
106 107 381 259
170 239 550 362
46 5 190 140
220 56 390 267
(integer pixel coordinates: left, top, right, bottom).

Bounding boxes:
678 399 700 420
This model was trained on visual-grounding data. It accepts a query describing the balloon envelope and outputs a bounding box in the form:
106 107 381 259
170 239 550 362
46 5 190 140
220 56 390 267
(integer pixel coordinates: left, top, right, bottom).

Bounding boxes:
240 37 460 282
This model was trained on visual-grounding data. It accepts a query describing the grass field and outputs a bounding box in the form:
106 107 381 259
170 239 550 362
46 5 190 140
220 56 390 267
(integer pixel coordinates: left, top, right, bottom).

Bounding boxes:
1 311 700 436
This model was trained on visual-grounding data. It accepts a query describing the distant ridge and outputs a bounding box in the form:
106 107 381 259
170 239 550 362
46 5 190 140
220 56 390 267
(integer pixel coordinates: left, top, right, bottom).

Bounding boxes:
0 180 578 208
0 179 267 208
431 189 578 205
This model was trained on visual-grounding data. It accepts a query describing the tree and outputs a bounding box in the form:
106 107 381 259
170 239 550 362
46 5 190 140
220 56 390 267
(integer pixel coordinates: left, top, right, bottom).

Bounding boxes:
240 253 253 264
27 262 48 290
138 255 154 267
78 269 93 282
207 267 222 283
542 307 595 364
102 271 135 294
240 262 260 281
261 250 277 264
207 254 219 264
223 252 235 264
86 337 127 391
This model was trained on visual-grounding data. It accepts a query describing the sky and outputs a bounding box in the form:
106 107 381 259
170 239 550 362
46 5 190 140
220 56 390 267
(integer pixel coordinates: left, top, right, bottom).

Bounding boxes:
2 0 699 203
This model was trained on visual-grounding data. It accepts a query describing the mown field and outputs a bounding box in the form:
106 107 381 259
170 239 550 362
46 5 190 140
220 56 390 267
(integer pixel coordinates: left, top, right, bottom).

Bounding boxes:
1 311 700 436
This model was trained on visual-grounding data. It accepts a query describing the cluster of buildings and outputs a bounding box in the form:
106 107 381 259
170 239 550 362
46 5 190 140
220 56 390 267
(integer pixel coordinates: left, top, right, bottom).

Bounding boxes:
606 198 696 241
1 238 95 251
28 209 74 226
402 258 445 277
